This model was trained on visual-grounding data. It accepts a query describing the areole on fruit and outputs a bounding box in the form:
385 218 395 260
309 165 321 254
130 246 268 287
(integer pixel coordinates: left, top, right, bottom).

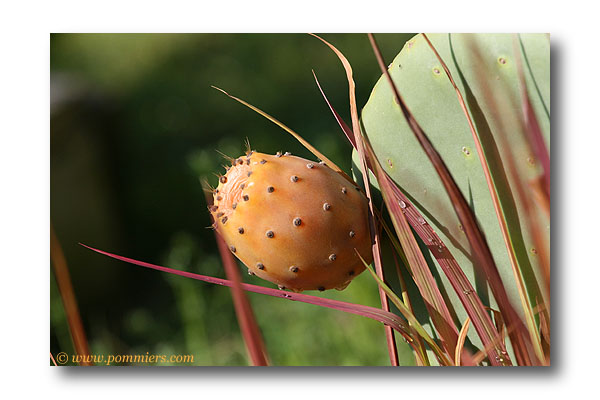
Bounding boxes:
210 150 373 292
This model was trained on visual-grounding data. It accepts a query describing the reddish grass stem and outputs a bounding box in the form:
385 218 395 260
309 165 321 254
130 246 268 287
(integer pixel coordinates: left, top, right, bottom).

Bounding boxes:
50 224 92 366
206 192 269 366
80 243 417 346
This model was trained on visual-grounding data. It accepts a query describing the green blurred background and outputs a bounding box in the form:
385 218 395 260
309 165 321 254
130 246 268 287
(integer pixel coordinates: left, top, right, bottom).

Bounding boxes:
50 33 415 366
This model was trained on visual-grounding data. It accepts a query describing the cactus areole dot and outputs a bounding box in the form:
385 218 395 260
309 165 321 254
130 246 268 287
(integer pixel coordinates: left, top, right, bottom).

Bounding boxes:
210 151 373 292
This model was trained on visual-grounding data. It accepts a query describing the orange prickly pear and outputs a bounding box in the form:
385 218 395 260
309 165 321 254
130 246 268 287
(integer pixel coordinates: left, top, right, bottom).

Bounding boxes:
210 150 373 292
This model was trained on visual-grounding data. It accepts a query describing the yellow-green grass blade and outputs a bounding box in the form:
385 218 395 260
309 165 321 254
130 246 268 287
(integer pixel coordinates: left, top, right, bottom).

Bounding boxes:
358 253 453 366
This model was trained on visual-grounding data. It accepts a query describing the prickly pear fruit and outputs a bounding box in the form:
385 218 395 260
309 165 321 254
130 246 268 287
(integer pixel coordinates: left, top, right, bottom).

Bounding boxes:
210 151 373 292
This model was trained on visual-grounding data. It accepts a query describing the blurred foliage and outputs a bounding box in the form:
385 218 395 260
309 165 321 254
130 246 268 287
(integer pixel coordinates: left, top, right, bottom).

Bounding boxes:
50 33 414 366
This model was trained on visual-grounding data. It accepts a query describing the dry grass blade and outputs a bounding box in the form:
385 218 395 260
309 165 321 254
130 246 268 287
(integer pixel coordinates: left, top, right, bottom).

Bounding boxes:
455 318 471 366
312 70 356 148
310 32 399 366
80 243 418 348
210 85 353 184
205 191 269 366
368 33 534 365
50 224 93 366
471 316 516 365
364 137 459 358
486 307 507 346
313 71 510 366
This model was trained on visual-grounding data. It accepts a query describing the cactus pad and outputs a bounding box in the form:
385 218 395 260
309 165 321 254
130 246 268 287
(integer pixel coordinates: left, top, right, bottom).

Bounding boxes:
360 33 550 348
